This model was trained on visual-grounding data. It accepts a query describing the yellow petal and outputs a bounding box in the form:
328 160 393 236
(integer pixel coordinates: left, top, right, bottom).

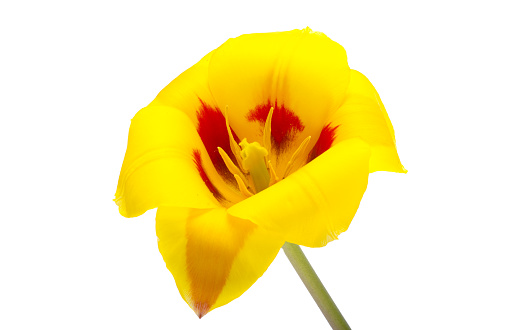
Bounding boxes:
329 70 406 173
115 104 242 218
228 138 371 247
208 28 350 173
156 206 284 317
152 51 251 188
151 50 216 125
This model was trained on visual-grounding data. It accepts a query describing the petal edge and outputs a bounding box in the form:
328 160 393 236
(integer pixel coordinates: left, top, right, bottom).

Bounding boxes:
228 138 371 247
330 70 406 173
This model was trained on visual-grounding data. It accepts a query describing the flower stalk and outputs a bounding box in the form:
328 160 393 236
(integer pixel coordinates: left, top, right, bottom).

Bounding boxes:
282 242 351 330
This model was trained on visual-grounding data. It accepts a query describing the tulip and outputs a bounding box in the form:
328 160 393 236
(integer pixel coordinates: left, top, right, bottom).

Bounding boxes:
115 28 405 326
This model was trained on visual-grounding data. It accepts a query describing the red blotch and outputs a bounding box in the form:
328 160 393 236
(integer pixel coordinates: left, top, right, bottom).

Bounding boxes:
246 100 304 154
193 150 225 202
196 99 239 183
307 124 339 162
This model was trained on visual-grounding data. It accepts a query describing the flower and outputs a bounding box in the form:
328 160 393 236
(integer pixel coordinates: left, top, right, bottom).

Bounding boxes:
114 28 406 318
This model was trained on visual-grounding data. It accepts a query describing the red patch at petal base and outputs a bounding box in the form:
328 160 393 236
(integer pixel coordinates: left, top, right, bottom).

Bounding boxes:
196 100 239 183
246 100 304 154
307 124 339 162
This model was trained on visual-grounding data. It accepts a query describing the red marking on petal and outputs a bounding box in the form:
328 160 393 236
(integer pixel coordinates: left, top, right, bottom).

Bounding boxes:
193 150 225 202
246 100 304 154
196 99 239 183
307 124 339 162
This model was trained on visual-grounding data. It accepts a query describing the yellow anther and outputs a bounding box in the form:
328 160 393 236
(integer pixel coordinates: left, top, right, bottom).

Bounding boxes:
268 160 279 186
225 106 247 173
234 174 254 198
218 147 249 186
239 138 270 193
283 136 311 179
218 107 312 195
263 106 274 154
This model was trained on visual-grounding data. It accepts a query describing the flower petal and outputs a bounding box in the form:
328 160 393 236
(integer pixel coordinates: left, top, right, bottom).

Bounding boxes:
208 28 350 167
326 70 406 173
151 52 248 185
115 104 242 218
156 206 284 317
151 51 216 124
228 138 371 247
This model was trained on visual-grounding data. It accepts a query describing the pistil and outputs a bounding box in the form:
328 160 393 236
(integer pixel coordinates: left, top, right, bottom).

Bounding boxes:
218 105 310 197
239 139 270 193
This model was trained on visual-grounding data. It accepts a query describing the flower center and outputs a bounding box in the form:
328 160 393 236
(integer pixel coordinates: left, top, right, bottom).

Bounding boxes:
239 139 270 193
218 106 311 198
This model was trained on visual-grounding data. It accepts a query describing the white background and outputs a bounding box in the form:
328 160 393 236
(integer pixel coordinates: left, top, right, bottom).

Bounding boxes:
1 0 521 329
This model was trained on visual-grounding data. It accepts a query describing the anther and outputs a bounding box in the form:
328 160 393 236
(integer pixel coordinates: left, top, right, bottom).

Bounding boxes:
218 147 249 187
282 136 312 179
225 106 247 173
262 106 274 156
268 160 279 186
234 174 253 197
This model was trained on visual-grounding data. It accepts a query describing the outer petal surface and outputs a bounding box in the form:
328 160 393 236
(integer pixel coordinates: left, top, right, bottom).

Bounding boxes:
156 206 284 317
152 51 216 124
115 104 240 218
228 139 371 247
208 28 350 171
329 70 406 173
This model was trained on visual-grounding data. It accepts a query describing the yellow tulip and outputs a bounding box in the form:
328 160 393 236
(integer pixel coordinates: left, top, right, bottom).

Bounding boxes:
115 27 405 319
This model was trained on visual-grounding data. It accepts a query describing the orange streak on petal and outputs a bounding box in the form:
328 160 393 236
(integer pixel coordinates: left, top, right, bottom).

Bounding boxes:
185 209 255 317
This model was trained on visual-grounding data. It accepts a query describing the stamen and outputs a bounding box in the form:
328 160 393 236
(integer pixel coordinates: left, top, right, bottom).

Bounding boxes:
217 106 312 195
262 106 274 154
225 106 247 173
268 160 279 186
217 147 249 187
234 174 254 197
282 136 312 179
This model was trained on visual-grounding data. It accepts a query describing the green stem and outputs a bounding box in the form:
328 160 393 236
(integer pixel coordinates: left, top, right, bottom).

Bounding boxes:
282 242 351 330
